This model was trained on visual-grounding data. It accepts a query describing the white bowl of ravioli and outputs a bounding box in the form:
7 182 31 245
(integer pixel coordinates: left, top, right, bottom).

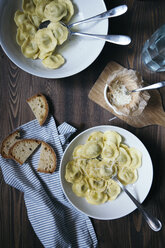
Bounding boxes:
60 125 153 220
0 0 108 78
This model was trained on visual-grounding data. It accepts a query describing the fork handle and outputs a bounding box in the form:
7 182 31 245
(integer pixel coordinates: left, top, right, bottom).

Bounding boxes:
68 5 128 28
116 179 162 232
71 32 131 45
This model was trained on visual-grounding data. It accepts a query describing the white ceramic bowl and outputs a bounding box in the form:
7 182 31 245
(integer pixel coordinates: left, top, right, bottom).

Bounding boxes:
0 0 108 78
104 84 125 115
60 125 153 220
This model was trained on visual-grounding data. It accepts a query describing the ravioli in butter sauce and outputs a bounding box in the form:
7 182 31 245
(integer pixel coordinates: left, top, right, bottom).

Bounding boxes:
65 130 142 205
14 0 74 69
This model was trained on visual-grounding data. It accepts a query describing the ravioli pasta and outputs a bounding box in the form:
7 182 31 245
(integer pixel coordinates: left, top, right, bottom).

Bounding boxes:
14 0 74 69
21 37 39 58
65 130 142 205
42 53 65 68
44 1 67 22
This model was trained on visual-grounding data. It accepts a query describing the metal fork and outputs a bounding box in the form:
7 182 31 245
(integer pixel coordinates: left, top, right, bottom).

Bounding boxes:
113 175 162 232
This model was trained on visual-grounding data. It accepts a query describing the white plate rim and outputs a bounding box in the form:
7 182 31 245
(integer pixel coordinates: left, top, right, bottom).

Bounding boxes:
60 125 153 220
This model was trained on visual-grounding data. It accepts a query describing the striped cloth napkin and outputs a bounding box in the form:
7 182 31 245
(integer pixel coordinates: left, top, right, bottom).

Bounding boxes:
0 116 98 248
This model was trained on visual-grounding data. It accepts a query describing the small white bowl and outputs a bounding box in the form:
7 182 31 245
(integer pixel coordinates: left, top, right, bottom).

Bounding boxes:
104 84 124 116
0 0 108 78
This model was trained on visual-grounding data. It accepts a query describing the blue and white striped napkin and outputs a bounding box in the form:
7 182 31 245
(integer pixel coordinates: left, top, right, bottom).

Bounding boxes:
0 116 98 248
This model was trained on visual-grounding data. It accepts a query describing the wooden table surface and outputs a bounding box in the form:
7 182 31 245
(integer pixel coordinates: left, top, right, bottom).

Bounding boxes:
1 0 165 247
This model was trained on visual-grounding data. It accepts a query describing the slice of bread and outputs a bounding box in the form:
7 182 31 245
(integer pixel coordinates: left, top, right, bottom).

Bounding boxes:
26 93 49 126
9 139 41 165
37 141 56 173
0 130 21 158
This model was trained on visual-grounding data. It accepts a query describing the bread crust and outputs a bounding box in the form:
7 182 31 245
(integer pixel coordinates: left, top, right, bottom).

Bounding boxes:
9 139 41 165
37 141 56 173
1 129 57 174
26 93 49 126
0 130 21 158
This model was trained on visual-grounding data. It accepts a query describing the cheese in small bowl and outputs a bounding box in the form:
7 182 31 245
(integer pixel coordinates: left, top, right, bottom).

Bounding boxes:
104 68 150 116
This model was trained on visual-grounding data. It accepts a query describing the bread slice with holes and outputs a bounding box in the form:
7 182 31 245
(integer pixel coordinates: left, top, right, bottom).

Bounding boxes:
0 130 21 159
37 141 56 173
9 139 41 165
26 93 49 126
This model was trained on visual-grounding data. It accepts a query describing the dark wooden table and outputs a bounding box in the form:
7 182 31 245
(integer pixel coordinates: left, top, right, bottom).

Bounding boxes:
1 0 165 247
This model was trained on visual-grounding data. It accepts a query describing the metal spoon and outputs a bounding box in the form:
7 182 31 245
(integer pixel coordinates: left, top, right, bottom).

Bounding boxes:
130 81 165 93
39 5 128 30
113 175 162 232
38 5 131 45
61 27 131 45
39 20 131 45
66 4 128 28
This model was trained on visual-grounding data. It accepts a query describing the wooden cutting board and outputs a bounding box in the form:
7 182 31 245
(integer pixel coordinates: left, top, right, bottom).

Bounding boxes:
88 61 165 128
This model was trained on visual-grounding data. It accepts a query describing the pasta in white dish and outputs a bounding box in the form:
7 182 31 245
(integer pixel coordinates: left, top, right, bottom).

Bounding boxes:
14 0 74 69
65 130 142 205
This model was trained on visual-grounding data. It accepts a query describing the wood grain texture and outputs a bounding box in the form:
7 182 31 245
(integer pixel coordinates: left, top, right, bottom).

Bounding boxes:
1 0 165 248
89 61 165 128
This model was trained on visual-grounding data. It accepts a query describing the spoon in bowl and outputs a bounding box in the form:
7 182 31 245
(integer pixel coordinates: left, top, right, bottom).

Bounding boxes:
113 174 162 232
60 24 131 45
39 5 128 30
39 20 131 45
130 81 165 93
38 5 131 45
